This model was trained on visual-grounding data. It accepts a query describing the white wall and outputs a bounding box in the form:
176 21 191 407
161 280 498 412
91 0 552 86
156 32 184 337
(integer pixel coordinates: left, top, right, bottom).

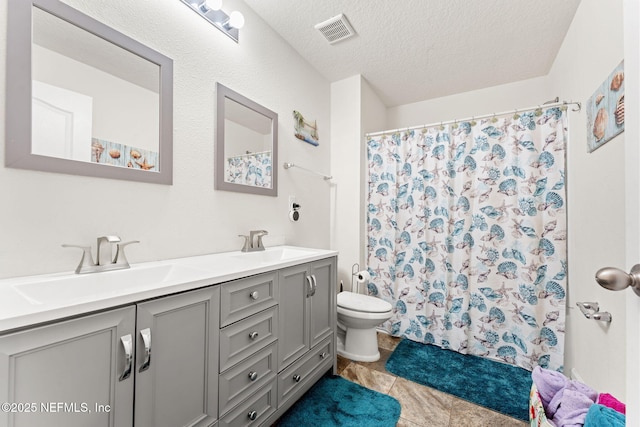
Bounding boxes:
0 0 331 278
624 0 640 422
330 76 362 290
381 0 627 399
547 0 626 398
329 76 386 292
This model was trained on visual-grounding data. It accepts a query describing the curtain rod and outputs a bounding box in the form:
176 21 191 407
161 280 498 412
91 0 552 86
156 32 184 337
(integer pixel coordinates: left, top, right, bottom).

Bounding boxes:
365 100 582 138
283 162 332 181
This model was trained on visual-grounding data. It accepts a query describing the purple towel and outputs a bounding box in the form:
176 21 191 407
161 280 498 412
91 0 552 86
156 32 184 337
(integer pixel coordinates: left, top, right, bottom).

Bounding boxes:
547 380 598 418
550 389 594 427
532 366 568 413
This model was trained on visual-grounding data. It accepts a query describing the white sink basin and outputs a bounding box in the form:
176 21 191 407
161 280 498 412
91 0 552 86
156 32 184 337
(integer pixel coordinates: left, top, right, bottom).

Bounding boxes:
231 247 316 263
12 264 207 305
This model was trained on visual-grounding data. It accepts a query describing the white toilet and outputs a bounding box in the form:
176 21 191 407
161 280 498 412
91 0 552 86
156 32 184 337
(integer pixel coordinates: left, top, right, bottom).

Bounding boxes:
336 291 393 362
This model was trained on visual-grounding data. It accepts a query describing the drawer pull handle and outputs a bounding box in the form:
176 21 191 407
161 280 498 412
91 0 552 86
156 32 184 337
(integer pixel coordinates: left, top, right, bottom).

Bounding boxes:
248 371 258 381
293 374 301 383
139 328 152 372
119 334 133 381
249 291 259 300
249 331 259 340
248 410 258 421
320 352 328 359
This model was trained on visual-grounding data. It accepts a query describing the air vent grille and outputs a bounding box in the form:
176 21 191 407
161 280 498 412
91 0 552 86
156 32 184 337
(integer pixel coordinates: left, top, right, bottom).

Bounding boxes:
314 14 356 44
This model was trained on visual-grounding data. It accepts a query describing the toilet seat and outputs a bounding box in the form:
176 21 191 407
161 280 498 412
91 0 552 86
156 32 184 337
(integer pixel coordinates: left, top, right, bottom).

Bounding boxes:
337 291 392 313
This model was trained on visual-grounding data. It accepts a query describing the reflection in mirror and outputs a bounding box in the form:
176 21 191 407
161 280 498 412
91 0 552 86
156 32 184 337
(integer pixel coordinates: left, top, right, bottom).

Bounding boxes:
32 6 160 169
216 83 278 196
6 0 173 184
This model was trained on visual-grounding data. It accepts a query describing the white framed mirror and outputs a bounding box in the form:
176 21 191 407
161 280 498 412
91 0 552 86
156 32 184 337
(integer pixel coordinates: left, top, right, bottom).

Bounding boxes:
5 0 173 184
216 83 278 196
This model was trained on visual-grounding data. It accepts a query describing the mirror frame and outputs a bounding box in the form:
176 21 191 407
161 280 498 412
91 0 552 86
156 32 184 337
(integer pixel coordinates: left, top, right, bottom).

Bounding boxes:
216 83 278 196
5 0 174 184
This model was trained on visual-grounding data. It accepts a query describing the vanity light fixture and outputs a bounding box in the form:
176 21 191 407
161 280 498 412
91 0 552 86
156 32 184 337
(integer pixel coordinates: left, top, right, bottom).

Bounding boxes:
180 0 245 42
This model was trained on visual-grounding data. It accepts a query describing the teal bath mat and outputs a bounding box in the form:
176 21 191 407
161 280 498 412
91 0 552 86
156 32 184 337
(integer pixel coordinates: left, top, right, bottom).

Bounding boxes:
276 375 401 427
386 339 531 421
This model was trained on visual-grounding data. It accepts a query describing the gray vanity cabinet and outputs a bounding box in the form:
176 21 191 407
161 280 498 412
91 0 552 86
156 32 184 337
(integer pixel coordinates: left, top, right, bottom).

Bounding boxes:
277 263 310 369
0 286 220 427
0 306 136 427
0 254 337 427
134 286 220 427
277 258 336 371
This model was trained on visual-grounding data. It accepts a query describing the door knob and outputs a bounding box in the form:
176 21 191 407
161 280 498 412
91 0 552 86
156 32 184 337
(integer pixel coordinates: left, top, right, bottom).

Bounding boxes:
595 264 640 297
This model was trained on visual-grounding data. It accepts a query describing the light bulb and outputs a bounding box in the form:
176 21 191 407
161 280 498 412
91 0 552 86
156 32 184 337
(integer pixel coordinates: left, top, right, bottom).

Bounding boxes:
228 11 245 29
205 0 222 11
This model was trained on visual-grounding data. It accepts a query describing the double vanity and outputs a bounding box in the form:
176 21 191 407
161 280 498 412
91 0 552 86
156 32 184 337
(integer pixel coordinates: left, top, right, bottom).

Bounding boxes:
0 246 337 427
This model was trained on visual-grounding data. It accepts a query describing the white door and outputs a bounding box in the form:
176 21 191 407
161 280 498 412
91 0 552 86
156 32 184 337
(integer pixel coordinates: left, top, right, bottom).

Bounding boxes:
624 0 639 424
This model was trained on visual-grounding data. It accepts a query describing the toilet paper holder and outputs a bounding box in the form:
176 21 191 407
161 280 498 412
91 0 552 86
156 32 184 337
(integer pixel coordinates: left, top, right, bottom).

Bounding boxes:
351 263 371 294
351 263 361 293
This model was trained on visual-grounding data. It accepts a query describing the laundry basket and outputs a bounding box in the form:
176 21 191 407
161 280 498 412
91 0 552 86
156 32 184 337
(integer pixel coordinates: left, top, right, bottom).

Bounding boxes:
530 383 554 427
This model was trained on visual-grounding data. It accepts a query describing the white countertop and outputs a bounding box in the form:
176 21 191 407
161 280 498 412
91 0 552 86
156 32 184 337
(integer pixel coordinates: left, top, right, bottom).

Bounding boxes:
0 246 338 333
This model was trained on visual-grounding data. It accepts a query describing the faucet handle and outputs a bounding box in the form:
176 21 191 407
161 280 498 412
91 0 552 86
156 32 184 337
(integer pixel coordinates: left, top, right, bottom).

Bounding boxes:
114 241 139 267
238 235 251 252
62 244 96 274
255 230 268 250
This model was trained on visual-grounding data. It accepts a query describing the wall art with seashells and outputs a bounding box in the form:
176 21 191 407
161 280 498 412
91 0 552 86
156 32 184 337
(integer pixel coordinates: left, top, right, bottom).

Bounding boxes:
91 138 159 171
586 60 624 152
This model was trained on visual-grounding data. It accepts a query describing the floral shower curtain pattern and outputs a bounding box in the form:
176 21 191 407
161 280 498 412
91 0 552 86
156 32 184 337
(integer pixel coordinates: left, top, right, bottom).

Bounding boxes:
366 107 568 371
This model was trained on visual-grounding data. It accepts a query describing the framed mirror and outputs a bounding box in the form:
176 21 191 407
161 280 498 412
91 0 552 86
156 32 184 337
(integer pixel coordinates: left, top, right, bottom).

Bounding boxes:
5 0 173 184
216 83 278 196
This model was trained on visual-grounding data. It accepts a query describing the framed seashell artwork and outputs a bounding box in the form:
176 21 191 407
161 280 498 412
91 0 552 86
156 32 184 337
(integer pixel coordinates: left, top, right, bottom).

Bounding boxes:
586 60 624 152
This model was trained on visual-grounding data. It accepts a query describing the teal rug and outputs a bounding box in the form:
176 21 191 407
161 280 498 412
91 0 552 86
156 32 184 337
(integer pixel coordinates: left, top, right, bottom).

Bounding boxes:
386 339 531 421
277 375 401 427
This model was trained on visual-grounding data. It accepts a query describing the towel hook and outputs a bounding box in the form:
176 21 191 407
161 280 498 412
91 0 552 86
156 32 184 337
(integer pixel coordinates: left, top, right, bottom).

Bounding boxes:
576 302 612 322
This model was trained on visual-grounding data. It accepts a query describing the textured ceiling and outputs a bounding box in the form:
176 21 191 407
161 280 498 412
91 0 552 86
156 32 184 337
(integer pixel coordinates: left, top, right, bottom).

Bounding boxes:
243 0 581 107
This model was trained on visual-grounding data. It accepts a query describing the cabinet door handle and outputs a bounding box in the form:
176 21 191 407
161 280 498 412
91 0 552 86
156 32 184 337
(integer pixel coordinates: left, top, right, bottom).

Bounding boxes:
248 371 258 381
249 291 259 300
320 351 328 359
311 274 318 296
249 331 259 340
139 328 152 372
248 410 258 421
119 334 133 381
293 374 301 383
306 275 313 297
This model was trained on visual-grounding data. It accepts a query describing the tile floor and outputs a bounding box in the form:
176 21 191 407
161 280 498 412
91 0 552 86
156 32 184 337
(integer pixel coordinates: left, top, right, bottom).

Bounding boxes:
337 333 528 427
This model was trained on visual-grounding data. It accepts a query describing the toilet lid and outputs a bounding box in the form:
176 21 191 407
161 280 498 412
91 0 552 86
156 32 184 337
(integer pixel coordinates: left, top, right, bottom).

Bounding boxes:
337 292 392 313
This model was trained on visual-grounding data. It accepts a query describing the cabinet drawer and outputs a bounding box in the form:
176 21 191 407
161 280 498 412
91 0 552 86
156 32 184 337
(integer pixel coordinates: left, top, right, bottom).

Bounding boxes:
220 307 278 372
278 337 333 407
219 343 276 416
220 273 278 327
219 380 277 427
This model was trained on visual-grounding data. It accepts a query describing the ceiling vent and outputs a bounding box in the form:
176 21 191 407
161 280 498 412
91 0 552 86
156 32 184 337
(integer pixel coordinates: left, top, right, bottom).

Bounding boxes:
315 14 356 44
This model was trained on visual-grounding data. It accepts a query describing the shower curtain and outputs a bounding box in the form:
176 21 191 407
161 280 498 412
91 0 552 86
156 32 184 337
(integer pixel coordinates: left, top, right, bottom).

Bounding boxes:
366 107 568 371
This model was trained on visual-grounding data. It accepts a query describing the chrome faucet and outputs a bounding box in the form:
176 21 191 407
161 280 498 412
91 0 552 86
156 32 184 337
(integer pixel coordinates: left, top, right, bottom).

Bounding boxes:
63 236 139 274
239 230 268 252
